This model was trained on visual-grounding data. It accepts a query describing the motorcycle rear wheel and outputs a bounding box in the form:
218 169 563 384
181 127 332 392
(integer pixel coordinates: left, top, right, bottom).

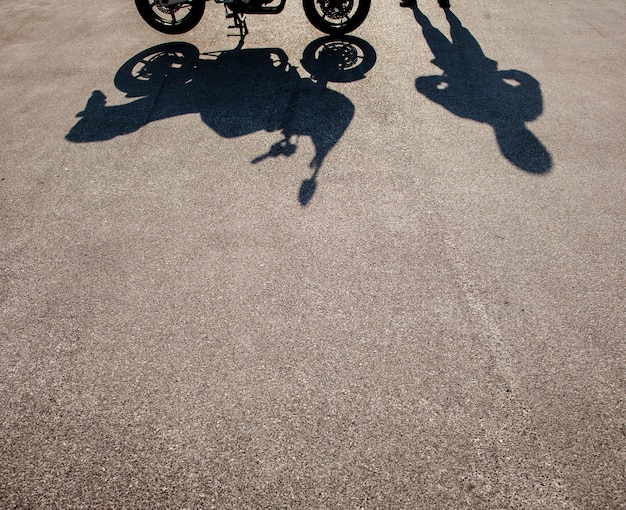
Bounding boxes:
303 0 370 34
134 0 205 34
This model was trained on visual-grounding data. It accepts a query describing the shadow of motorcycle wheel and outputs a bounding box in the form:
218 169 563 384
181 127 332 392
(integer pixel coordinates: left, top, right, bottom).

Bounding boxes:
300 35 376 83
114 42 200 98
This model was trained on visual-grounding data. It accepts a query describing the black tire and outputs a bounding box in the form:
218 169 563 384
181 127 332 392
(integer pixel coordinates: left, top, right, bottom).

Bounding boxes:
134 0 205 34
114 42 199 97
303 0 370 35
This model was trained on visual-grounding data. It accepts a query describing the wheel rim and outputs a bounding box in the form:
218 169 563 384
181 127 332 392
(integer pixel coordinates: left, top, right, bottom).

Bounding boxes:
316 0 357 27
150 0 194 27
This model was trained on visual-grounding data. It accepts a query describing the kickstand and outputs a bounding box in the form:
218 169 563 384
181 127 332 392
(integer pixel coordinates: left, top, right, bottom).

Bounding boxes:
225 5 248 45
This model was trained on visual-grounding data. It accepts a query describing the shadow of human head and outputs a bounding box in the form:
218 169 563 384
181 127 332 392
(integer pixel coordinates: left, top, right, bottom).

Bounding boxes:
412 7 552 174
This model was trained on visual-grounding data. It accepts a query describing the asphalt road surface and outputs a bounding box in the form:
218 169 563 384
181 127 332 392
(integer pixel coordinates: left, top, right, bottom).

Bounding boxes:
1 0 624 507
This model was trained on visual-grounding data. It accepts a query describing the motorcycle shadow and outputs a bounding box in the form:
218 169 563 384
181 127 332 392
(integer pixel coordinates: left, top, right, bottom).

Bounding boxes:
66 38 376 206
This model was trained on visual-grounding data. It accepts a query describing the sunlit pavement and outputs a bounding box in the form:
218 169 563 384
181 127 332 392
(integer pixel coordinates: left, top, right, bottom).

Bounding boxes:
1 0 624 507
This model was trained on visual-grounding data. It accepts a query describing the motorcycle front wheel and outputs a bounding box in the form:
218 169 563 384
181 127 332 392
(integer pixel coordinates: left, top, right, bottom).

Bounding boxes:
303 0 370 35
134 0 205 34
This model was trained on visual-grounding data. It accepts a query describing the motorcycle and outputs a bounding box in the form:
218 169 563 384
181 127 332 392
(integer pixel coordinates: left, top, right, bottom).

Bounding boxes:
134 0 371 39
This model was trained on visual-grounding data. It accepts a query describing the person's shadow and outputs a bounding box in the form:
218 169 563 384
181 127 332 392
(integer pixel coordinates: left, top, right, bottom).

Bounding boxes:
66 39 375 205
412 7 552 173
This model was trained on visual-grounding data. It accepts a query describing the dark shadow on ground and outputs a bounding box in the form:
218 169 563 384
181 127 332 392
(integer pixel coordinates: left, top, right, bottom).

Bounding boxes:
300 35 376 84
66 40 375 205
411 7 552 173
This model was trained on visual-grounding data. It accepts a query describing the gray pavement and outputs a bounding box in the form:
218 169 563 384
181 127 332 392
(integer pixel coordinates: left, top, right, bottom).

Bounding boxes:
1 0 625 507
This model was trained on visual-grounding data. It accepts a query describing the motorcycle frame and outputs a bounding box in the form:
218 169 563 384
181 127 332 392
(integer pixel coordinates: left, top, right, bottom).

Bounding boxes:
158 0 286 14
220 0 288 15
217 0 288 43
